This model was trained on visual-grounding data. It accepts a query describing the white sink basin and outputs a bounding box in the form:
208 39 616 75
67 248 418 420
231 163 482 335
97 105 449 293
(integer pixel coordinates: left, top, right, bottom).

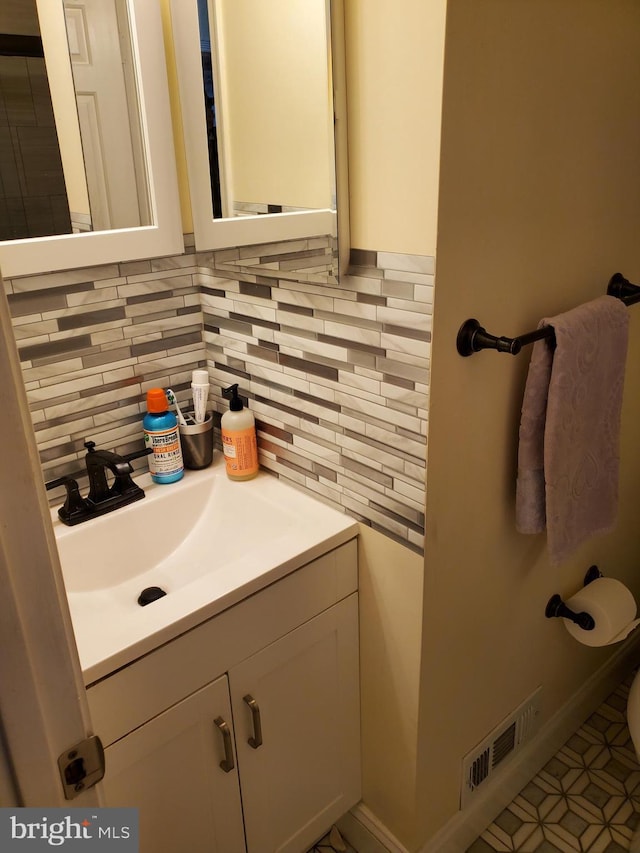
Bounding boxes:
52 456 358 684
57 471 217 593
57 465 296 594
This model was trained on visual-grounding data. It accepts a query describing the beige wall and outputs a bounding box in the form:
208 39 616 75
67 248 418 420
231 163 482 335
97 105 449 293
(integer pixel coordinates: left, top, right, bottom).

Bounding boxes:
357 525 424 837
216 0 334 210
344 0 446 256
344 0 446 838
343 2 440 844
416 0 640 844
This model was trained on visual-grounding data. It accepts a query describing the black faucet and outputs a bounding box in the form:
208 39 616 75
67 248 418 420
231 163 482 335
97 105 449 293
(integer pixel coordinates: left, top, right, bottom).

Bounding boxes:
45 441 152 526
84 441 139 504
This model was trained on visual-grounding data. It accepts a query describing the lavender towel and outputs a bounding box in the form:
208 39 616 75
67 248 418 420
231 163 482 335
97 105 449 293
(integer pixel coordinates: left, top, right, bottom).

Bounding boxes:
516 295 629 565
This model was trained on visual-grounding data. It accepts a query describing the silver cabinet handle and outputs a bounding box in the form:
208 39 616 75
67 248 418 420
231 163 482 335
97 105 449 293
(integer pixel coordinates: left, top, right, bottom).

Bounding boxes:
214 717 235 772
243 694 263 749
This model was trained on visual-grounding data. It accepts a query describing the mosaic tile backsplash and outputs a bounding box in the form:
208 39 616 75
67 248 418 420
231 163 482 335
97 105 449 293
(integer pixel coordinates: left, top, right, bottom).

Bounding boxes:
5 236 430 552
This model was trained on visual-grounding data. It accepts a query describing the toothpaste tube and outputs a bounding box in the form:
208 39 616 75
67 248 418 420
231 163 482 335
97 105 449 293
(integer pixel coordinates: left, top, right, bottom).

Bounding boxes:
191 369 209 424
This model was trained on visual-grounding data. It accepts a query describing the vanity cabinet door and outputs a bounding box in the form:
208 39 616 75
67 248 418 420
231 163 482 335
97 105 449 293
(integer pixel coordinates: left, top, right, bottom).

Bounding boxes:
100 674 246 853
230 593 361 853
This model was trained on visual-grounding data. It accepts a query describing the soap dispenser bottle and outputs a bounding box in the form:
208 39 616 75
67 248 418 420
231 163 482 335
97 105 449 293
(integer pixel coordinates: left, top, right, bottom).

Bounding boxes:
221 384 258 481
143 388 184 484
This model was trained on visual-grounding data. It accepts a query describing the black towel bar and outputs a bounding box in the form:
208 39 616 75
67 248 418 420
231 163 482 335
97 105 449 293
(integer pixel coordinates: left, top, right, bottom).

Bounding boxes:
457 273 640 357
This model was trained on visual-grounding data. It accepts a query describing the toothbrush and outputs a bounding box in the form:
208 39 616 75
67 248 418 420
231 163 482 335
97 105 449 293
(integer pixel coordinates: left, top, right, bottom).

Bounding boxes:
166 388 188 426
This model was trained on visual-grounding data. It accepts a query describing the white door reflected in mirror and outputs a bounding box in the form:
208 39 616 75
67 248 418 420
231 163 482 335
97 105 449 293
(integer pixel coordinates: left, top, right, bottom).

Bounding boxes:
0 0 149 241
61 0 150 231
0 0 182 278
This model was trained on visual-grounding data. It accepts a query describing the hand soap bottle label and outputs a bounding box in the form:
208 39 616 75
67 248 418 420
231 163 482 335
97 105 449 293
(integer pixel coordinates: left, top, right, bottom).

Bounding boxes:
222 427 258 476
144 427 183 475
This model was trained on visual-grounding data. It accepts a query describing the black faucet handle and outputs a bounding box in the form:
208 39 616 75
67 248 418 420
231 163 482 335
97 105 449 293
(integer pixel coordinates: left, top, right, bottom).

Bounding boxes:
45 474 75 492
123 447 153 463
84 440 96 452
45 475 91 526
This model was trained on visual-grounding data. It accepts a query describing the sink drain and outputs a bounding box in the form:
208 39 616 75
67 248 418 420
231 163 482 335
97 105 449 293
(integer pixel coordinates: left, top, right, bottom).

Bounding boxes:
137 586 167 606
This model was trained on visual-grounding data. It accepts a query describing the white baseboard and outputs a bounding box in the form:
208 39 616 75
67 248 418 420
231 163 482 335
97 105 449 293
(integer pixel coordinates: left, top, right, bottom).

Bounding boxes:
337 805 410 853
341 636 640 853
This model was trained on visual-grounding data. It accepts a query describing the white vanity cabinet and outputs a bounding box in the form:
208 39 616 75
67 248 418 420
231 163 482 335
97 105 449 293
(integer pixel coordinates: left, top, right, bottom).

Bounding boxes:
100 674 246 853
230 595 360 853
87 539 360 853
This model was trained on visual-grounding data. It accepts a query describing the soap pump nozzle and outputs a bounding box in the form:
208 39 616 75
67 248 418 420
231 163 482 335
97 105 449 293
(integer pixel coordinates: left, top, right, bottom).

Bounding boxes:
222 383 243 411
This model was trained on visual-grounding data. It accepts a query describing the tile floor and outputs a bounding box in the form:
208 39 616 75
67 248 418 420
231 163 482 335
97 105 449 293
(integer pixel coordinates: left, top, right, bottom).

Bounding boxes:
467 673 640 852
310 674 640 853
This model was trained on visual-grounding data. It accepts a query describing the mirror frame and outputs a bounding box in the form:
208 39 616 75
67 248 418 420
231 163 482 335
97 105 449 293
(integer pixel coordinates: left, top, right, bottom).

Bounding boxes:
169 0 339 252
0 0 183 279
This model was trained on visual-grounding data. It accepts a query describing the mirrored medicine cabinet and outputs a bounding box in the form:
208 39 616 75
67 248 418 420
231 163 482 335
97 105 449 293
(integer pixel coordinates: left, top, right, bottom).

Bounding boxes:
170 0 346 284
0 0 347 282
0 0 183 278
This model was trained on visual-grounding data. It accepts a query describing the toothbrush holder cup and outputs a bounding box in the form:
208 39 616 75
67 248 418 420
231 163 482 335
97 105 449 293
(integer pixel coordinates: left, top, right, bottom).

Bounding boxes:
179 412 214 470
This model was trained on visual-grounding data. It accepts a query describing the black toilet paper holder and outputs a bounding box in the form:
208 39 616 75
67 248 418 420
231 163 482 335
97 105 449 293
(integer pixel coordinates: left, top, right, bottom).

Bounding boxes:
545 565 603 631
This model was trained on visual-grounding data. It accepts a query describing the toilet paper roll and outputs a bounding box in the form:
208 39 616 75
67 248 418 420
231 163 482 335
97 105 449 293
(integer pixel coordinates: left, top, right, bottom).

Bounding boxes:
562 577 640 647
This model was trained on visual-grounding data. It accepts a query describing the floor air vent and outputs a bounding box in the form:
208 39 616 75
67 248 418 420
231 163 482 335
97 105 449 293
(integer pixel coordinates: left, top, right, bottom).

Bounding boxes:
460 687 542 809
